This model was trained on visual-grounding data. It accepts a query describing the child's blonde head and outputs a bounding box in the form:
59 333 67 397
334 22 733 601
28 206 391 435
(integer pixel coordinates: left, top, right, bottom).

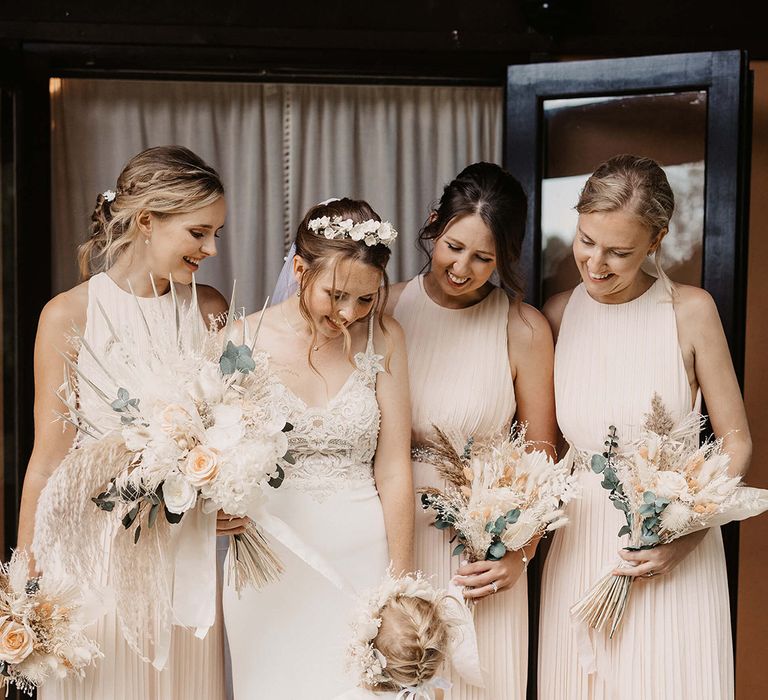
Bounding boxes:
367 593 450 692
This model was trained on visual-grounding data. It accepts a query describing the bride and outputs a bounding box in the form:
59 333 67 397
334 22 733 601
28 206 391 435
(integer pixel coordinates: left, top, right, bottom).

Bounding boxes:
222 198 414 698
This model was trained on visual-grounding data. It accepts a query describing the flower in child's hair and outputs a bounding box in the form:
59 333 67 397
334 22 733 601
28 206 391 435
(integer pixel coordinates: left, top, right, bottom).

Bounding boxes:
0 619 35 664
162 473 198 514
182 445 220 486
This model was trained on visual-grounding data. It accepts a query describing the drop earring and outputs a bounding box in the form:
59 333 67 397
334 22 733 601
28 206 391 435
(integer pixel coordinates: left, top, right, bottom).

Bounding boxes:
145 238 150 246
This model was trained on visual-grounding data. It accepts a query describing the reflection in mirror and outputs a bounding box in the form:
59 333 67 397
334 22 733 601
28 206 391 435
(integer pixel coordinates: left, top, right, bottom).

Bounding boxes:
540 92 707 303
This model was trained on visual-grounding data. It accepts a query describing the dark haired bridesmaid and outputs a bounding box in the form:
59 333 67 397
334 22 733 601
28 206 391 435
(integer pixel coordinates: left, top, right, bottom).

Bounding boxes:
387 162 557 699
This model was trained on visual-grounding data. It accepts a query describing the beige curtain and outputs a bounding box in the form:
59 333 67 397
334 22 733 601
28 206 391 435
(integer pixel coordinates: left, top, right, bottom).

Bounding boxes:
51 78 502 308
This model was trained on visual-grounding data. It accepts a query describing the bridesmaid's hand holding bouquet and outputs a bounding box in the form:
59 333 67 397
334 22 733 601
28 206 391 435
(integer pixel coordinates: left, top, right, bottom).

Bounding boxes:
417 425 577 603
572 394 768 638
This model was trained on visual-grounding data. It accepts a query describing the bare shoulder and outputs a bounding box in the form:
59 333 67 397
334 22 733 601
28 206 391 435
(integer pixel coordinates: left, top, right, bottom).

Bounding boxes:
39 282 89 333
541 289 574 340
672 283 719 321
374 312 405 344
507 301 554 352
384 280 410 316
196 284 228 327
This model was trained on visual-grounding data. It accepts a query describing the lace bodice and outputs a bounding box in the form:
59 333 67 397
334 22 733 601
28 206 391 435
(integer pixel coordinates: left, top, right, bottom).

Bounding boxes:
267 317 384 502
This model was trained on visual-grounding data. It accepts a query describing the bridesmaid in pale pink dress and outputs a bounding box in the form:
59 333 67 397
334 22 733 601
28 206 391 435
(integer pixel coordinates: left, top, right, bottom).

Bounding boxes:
17 146 237 700
387 162 557 699
538 155 750 699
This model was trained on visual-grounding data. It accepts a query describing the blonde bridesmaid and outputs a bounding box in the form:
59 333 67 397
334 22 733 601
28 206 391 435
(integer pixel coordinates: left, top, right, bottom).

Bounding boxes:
18 146 236 699
538 154 749 699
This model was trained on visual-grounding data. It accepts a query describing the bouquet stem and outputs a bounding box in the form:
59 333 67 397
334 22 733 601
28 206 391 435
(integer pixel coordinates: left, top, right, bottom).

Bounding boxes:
570 565 635 639
228 521 284 594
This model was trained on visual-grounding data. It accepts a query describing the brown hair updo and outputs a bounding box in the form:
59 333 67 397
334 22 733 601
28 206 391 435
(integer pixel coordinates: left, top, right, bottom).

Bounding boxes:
294 198 393 367
576 154 675 293
420 162 528 300
78 145 224 280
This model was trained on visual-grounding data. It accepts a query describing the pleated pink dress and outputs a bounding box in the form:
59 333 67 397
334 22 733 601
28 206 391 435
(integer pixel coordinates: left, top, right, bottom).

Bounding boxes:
39 272 227 700
394 275 527 699
538 280 733 699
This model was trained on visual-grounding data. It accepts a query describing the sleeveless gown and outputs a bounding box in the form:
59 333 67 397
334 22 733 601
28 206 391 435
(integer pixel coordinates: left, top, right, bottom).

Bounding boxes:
222 316 390 699
394 275 527 699
40 272 226 700
538 280 733 699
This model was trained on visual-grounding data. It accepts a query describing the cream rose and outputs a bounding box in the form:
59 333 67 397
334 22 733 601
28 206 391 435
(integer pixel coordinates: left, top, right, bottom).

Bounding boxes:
162 473 198 514
653 471 689 501
0 620 35 665
181 445 220 486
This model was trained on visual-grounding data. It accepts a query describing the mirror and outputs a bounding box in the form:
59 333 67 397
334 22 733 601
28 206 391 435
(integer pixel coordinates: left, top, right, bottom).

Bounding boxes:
540 91 707 302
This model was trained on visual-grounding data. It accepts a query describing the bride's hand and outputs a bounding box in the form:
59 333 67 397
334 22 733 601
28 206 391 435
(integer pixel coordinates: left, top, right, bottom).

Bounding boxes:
216 510 250 536
452 549 529 600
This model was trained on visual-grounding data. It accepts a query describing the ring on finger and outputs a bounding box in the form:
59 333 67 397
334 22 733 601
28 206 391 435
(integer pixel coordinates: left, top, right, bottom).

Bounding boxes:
490 581 499 594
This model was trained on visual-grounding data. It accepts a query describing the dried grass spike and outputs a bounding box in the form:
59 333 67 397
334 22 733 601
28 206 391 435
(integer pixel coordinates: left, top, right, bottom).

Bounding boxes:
643 393 675 435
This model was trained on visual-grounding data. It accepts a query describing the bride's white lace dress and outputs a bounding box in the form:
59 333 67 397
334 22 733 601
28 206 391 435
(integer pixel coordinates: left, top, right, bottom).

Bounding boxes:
222 318 390 699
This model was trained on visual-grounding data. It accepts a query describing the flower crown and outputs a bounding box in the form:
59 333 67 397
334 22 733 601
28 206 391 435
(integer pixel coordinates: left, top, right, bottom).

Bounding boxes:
308 215 398 247
347 570 451 698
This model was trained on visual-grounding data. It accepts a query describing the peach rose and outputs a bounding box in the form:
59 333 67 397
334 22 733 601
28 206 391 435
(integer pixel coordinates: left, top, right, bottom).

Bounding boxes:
181 445 219 487
0 619 35 665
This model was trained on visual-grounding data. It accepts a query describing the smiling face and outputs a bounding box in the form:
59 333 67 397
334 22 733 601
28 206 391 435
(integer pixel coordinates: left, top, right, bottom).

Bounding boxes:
428 213 497 303
295 255 382 339
142 196 227 284
573 209 664 303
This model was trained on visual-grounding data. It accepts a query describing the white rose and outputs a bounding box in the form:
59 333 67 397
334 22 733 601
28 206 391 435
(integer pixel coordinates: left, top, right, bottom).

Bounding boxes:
653 471 690 500
162 473 198 514
181 445 220 486
376 222 396 242
189 363 224 404
0 620 35 665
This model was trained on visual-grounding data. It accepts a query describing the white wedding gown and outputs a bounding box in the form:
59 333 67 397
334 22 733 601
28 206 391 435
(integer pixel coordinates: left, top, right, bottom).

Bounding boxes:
223 317 391 699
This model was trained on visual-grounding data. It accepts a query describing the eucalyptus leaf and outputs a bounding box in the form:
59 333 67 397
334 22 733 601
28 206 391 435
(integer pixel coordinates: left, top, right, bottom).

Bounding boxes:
612 499 629 512
643 491 657 504
591 454 607 473
268 465 285 489
164 506 184 525
122 505 139 529
283 452 296 465
133 524 142 544
452 543 465 557
618 525 632 537
282 422 294 433
148 502 160 529
505 508 521 524
488 541 507 560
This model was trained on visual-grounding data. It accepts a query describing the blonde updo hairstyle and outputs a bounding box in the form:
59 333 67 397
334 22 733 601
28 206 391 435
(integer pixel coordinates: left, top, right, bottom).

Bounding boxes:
367 594 450 693
576 154 675 295
79 145 224 280
294 198 392 369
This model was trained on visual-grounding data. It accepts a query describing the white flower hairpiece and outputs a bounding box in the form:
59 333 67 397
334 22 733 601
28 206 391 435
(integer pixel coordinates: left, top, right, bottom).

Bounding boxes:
102 189 117 202
347 570 450 695
308 215 398 247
